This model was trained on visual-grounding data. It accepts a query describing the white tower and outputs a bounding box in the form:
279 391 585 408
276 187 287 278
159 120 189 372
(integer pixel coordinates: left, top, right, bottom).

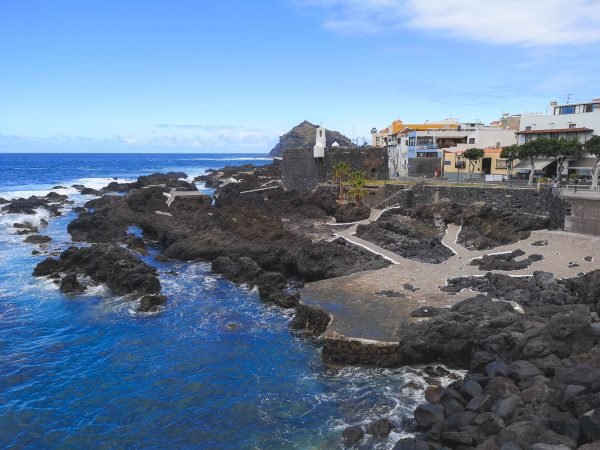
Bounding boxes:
314 126 326 158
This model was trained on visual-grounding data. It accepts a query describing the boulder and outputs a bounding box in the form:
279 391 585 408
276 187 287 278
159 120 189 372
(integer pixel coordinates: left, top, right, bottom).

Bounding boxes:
341 425 364 447
59 274 85 294
414 403 445 429
335 203 370 223
475 412 506 435
366 418 394 438
392 438 430 450
497 421 542 449
23 234 52 245
137 294 167 313
580 409 600 442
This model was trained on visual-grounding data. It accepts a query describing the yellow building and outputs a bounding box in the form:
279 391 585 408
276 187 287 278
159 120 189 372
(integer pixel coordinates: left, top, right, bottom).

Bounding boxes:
443 148 516 180
390 119 459 134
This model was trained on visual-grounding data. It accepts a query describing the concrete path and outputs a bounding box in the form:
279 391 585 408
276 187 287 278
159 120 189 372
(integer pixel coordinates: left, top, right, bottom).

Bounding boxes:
303 229 600 343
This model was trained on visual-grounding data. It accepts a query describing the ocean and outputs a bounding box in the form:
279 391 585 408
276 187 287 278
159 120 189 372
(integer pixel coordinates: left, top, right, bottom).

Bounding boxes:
0 153 424 449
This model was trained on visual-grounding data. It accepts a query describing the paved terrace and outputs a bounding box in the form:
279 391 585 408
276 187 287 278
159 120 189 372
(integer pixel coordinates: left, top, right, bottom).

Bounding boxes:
301 226 600 344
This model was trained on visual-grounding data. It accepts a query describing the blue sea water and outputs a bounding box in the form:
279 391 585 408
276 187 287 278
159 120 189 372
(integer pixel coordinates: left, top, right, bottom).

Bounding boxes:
0 153 424 449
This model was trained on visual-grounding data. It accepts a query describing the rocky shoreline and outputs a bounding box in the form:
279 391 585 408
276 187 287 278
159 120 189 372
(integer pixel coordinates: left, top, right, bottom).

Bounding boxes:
17 163 600 449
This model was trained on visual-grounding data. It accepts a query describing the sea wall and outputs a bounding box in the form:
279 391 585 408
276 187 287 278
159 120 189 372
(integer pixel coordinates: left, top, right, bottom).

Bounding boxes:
282 147 389 192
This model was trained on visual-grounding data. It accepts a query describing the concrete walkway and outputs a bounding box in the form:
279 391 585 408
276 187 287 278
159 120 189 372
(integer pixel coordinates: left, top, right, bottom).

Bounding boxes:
303 229 600 343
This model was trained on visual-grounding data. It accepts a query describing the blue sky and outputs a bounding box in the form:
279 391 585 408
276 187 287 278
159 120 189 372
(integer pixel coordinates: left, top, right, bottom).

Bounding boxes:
1 0 600 153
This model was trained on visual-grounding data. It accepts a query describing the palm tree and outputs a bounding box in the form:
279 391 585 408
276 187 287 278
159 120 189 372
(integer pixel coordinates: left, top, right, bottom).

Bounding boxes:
333 162 351 199
348 171 367 204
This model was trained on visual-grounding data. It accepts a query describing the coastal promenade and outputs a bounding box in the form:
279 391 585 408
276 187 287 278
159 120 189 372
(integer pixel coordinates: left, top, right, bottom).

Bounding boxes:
301 227 600 344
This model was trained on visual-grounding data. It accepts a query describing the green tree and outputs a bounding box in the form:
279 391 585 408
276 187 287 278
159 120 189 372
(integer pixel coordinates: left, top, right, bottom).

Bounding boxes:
586 135 600 191
500 144 520 184
348 171 367 203
518 138 553 185
333 162 351 199
463 148 485 179
549 138 583 180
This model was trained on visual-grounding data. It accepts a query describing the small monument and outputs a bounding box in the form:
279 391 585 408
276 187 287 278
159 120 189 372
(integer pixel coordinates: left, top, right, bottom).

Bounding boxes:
314 126 326 158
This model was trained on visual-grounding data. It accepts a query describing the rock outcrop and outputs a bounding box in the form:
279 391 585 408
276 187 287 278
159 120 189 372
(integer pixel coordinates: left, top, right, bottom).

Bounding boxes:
269 121 354 157
33 244 163 307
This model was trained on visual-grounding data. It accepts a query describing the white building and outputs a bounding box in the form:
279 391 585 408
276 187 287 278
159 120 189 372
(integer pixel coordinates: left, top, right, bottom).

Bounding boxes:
517 100 600 145
516 99 600 176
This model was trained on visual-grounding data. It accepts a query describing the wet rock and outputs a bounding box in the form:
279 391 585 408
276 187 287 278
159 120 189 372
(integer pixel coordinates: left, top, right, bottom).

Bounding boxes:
32 258 61 277
23 234 52 245
341 425 364 447
392 438 429 450
80 187 102 196
401 416 419 432
290 304 330 335
34 244 162 298
137 294 167 312
59 274 85 294
366 418 394 438
584 256 593 262
425 385 444 403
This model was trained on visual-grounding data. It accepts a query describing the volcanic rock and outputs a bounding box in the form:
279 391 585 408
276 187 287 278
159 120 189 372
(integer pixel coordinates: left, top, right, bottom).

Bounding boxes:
334 202 370 223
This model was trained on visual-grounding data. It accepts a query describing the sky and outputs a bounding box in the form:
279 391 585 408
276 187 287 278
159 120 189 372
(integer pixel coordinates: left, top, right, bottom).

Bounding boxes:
1 0 600 153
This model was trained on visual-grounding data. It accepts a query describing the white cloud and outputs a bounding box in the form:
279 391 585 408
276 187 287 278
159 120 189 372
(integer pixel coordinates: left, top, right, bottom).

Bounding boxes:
301 0 600 46
0 125 282 151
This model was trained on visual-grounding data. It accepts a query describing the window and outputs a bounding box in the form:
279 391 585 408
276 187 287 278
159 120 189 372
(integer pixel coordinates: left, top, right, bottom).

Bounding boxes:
585 104 593 113
496 159 508 169
416 136 434 145
416 152 437 158
525 126 532 131
408 137 416 146
444 160 451 165
559 106 576 114
524 135 533 143
569 123 577 129
468 138 475 144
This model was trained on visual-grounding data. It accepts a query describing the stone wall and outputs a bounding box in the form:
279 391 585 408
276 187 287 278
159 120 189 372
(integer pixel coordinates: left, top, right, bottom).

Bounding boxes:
282 146 389 192
383 184 567 229
281 148 319 193
408 157 441 178
565 195 600 236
